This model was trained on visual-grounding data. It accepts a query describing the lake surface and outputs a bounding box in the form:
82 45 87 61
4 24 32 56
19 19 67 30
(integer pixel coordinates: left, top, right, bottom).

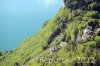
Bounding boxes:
0 0 63 51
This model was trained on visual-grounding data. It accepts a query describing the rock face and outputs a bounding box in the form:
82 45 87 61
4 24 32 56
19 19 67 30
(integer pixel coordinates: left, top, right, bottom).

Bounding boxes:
76 31 82 43
82 25 93 41
96 28 100 35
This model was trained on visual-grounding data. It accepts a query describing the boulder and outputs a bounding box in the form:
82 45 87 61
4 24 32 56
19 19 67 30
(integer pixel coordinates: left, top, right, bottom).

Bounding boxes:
47 46 59 54
60 41 68 47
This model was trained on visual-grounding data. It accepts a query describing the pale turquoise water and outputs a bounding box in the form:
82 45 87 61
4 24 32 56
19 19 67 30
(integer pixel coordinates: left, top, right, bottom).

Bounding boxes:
0 0 63 51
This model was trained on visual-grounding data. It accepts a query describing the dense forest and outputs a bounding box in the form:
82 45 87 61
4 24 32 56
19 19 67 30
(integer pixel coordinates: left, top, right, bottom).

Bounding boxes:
0 0 100 66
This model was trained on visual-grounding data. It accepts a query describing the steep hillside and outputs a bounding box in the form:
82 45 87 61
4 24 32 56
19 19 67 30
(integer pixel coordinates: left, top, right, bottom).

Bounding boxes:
0 0 100 66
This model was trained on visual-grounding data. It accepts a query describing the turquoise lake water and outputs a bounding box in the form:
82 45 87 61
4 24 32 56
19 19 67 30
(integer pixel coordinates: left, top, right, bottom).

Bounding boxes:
0 0 63 51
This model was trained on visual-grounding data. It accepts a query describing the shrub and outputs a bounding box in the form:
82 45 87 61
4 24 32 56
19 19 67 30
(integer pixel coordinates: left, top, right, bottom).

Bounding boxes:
84 11 100 19
95 36 100 47
42 45 48 50
86 41 96 48
14 62 19 66
0 52 2 56
88 3 98 10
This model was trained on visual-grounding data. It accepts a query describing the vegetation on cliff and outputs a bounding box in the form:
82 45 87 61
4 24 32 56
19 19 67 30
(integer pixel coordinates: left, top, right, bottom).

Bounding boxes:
0 0 100 66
